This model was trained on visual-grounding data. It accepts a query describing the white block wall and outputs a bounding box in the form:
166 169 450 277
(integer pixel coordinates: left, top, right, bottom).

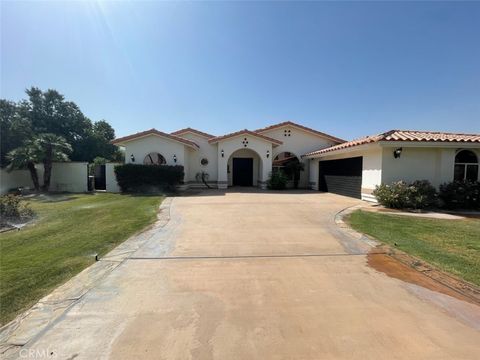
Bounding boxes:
106 163 121 193
0 162 88 194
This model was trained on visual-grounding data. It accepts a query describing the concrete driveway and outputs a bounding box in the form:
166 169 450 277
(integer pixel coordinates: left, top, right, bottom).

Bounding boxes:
22 190 480 359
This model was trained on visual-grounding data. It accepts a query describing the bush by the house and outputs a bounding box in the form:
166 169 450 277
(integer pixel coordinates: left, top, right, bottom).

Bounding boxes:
0 195 34 221
407 180 438 209
439 180 480 210
114 164 184 193
267 171 288 190
373 180 437 210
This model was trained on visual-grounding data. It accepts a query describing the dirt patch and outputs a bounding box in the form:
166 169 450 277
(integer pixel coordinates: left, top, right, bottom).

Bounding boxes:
368 247 480 306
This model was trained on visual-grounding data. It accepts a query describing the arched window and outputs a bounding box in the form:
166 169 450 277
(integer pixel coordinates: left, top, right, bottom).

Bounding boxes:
143 152 166 165
454 150 478 181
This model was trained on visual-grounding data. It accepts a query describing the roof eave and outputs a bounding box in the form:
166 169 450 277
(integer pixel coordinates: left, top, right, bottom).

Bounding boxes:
208 130 283 146
256 121 345 143
378 140 480 148
111 132 199 150
302 143 380 158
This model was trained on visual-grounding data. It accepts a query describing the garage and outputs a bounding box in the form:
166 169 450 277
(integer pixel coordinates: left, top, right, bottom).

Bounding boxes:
318 157 362 198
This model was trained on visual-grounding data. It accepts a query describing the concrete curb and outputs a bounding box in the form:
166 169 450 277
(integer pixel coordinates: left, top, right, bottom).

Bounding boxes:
334 205 380 248
0 197 174 359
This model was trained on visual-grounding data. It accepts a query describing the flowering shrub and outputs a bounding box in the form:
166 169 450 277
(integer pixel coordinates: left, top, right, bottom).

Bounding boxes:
373 180 437 209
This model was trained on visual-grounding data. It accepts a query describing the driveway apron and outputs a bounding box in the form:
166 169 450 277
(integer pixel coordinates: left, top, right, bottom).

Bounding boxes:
19 190 480 359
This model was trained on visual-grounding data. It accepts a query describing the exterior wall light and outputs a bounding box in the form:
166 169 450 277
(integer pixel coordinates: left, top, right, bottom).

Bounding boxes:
393 147 402 159
221 149 224 158
130 154 135 162
266 150 270 158
173 154 177 163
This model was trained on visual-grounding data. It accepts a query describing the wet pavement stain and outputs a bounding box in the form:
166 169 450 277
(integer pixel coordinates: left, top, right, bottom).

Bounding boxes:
367 251 478 306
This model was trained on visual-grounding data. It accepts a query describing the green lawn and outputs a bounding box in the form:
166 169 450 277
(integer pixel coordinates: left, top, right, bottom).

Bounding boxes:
0 193 162 325
347 210 480 286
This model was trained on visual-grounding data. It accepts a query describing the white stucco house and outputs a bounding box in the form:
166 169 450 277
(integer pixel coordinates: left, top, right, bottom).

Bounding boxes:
111 121 344 190
111 122 480 201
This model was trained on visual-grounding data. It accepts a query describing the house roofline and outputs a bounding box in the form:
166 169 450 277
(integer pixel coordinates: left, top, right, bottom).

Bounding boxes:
111 129 200 149
171 127 215 138
302 129 480 158
254 121 345 143
208 129 283 145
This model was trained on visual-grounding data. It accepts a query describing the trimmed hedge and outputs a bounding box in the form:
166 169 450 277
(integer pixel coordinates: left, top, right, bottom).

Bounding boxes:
114 164 184 193
439 180 480 210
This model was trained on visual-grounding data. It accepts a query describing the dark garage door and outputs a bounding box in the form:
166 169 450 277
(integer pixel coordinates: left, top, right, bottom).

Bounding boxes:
318 157 362 199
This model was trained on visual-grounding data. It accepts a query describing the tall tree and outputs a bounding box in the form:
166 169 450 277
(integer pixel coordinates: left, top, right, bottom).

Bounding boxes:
0 100 33 166
1 87 119 165
34 134 72 191
6 141 41 191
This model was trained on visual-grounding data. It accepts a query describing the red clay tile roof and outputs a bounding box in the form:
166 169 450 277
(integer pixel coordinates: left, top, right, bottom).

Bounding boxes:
254 121 345 143
111 128 199 149
171 127 215 138
208 129 283 145
303 130 480 157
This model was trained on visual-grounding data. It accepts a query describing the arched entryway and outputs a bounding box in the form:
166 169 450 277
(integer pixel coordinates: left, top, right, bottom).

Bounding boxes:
228 148 262 187
272 151 305 188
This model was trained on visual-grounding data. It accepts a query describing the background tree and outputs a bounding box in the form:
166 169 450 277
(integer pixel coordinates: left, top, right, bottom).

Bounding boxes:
6 142 40 191
34 134 72 191
0 100 32 166
1 87 119 166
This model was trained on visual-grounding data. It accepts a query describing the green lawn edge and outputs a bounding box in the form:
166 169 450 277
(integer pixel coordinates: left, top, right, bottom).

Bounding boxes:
345 210 480 286
0 193 163 325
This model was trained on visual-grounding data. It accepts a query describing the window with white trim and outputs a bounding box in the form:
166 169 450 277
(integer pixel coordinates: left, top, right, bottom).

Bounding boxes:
454 150 478 181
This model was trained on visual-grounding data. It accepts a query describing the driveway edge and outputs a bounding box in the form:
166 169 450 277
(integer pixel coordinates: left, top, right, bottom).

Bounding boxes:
334 205 380 248
0 197 174 359
336 205 480 305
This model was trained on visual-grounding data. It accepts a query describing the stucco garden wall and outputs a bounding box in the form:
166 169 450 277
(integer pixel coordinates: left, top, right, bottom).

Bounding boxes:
105 163 121 193
0 169 33 194
0 162 88 194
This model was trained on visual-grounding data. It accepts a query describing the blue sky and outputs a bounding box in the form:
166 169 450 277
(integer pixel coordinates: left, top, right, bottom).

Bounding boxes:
1 1 479 140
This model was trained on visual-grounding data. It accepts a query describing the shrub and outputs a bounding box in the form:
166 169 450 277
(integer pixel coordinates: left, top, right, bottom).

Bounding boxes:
114 164 184 193
373 181 410 209
267 171 288 190
439 180 480 210
408 180 438 209
0 195 34 220
373 180 437 210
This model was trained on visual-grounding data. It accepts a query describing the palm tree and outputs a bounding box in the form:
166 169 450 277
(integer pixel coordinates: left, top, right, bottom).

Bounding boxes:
7 141 41 191
34 134 72 191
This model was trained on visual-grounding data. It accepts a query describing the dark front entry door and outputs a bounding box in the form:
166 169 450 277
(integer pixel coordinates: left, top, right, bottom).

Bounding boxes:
233 158 254 186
